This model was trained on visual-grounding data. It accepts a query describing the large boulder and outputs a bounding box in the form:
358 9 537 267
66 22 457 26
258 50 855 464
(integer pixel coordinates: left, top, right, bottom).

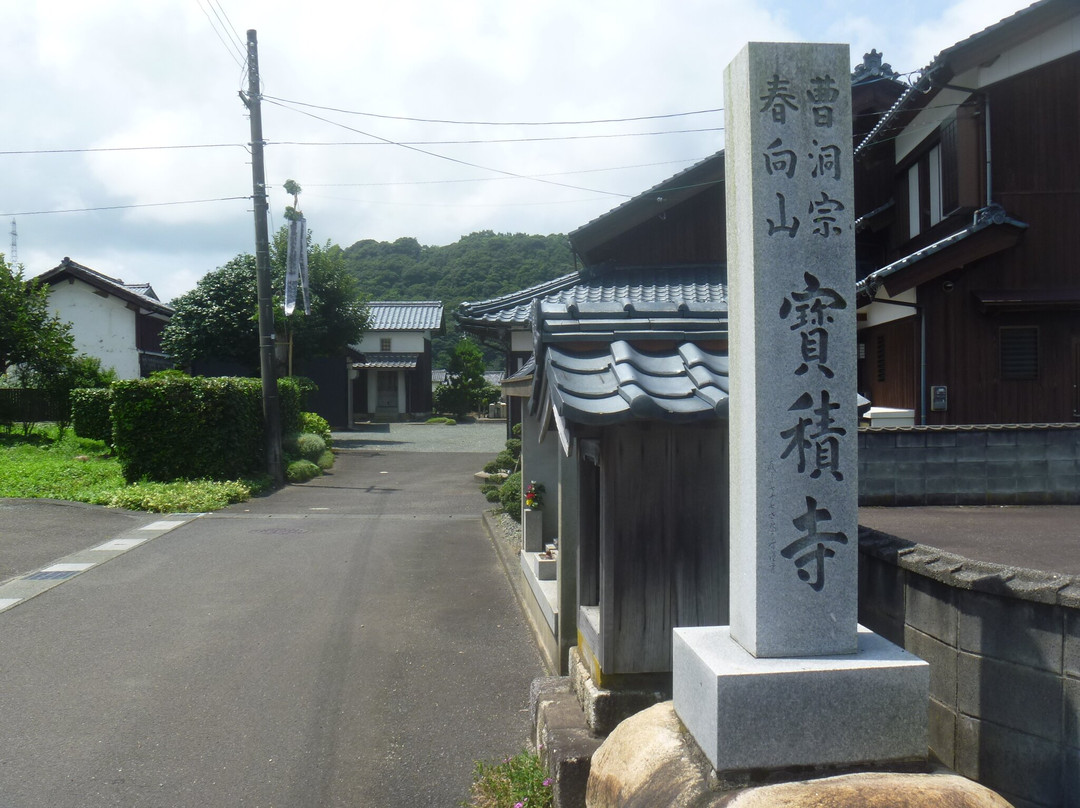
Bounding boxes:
586 702 1013 808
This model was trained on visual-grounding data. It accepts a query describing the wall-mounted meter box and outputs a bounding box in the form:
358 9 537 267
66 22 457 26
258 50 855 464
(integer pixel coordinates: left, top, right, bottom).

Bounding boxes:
931 385 948 411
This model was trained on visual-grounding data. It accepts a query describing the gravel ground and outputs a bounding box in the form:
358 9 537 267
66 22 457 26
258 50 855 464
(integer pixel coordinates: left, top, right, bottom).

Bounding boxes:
330 420 510 454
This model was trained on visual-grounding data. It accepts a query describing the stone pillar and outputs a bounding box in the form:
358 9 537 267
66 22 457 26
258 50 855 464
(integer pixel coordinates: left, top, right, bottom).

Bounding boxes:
673 42 928 776
726 41 858 658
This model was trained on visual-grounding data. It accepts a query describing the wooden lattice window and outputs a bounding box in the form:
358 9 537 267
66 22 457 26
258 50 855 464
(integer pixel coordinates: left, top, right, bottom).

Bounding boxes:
1000 326 1038 380
380 337 392 352
876 335 887 383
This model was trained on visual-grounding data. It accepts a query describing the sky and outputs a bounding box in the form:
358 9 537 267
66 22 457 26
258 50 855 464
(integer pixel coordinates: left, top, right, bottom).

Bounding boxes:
1 0 1036 304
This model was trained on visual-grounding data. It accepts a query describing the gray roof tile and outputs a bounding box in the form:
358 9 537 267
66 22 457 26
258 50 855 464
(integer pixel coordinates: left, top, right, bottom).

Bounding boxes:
354 352 419 369
459 265 726 330
545 340 729 426
368 301 444 331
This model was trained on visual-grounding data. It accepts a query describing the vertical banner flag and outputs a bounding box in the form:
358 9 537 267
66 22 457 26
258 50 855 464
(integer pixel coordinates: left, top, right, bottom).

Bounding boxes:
284 217 310 316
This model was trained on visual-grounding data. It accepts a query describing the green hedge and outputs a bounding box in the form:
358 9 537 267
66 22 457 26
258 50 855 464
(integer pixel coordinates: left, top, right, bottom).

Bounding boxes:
279 376 316 437
71 388 113 443
112 376 264 483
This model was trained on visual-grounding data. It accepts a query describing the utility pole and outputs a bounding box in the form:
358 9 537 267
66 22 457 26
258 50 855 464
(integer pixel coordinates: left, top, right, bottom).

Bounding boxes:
242 29 284 485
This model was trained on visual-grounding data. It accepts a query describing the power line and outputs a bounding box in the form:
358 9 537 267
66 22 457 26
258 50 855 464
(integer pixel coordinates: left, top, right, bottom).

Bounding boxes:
195 0 246 69
261 95 722 127
0 196 250 217
263 97 633 199
0 143 246 156
291 157 707 188
270 127 721 147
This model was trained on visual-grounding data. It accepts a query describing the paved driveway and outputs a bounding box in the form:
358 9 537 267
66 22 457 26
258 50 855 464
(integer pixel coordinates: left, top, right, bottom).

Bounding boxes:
0 446 542 807
331 421 509 454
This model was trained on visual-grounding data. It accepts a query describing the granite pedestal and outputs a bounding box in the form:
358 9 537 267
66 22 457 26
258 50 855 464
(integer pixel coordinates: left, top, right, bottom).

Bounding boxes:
673 625 929 774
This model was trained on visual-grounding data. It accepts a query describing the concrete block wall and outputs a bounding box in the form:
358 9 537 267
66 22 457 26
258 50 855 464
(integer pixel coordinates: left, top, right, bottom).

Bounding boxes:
859 528 1080 808
858 424 1080 506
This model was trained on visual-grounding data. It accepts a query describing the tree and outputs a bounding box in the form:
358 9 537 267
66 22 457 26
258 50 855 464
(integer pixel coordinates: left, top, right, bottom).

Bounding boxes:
0 256 76 378
434 337 501 417
162 228 369 370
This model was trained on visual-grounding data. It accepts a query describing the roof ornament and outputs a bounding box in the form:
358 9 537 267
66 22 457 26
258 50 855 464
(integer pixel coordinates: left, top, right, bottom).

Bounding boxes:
852 49 899 85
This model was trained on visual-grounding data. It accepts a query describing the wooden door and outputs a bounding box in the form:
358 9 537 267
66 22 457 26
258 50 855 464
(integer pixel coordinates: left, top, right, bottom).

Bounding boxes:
377 371 398 411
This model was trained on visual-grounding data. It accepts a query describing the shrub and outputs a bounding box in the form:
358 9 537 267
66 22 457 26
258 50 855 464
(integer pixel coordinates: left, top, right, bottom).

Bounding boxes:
316 449 334 470
512 422 522 438
111 376 263 483
299 411 332 448
286 459 321 483
104 479 253 513
279 376 317 436
295 433 326 462
71 388 113 443
498 471 522 521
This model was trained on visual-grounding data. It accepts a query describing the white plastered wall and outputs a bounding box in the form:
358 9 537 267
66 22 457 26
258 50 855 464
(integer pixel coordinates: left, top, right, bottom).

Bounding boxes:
48 281 140 379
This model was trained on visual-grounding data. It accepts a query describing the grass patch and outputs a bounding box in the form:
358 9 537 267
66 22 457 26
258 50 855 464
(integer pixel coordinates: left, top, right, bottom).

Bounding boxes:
0 426 267 512
464 750 552 808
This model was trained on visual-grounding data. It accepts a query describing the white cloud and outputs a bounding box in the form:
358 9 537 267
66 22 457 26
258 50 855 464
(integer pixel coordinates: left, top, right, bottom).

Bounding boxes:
0 0 1047 299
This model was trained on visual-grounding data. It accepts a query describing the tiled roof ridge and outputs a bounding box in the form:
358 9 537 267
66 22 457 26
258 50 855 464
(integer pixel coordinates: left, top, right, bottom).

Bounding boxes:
42 258 173 314
459 271 582 315
368 300 443 306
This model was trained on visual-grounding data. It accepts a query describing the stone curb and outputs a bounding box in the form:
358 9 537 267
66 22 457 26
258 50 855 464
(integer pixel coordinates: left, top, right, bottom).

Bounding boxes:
859 526 1080 608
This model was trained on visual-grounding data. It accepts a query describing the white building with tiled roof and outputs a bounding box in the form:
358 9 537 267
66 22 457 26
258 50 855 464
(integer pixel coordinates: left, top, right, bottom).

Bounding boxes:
35 257 174 379
350 301 444 418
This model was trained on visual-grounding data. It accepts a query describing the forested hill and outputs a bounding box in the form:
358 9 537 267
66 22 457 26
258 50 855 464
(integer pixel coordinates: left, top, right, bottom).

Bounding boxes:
342 231 575 367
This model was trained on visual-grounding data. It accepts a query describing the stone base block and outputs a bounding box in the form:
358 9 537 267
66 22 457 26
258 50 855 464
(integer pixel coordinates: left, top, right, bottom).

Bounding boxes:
570 646 670 735
530 676 604 808
673 625 929 774
523 507 544 552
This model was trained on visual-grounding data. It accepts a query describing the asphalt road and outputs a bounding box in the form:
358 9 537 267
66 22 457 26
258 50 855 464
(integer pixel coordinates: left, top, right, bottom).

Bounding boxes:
0 436 543 807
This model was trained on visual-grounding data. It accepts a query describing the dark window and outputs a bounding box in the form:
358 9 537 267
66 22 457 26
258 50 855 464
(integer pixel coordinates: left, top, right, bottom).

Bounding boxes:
380 337 392 352
1000 327 1038 380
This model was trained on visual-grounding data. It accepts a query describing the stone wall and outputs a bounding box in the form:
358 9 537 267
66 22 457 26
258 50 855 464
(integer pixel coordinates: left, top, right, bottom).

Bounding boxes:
859 528 1080 808
858 424 1080 506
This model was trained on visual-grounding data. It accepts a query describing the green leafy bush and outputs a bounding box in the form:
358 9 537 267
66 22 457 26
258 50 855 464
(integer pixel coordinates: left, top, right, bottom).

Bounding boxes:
71 388 113 443
498 471 522 521
295 433 326 462
111 376 263 483
104 479 253 513
279 376 317 437
299 411 332 448
316 449 334 470
286 459 321 483
465 750 552 808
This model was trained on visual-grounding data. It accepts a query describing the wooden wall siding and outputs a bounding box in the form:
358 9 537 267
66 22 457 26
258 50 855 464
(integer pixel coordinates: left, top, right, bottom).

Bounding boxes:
919 275 1080 424
991 52 1080 202
858 316 918 412
599 422 727 674
586 189 725 267
875 51 1080 426
136 315 168 354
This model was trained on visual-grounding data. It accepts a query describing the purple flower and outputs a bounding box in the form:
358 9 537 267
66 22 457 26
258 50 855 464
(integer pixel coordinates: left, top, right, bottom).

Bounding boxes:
543 778 552 787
